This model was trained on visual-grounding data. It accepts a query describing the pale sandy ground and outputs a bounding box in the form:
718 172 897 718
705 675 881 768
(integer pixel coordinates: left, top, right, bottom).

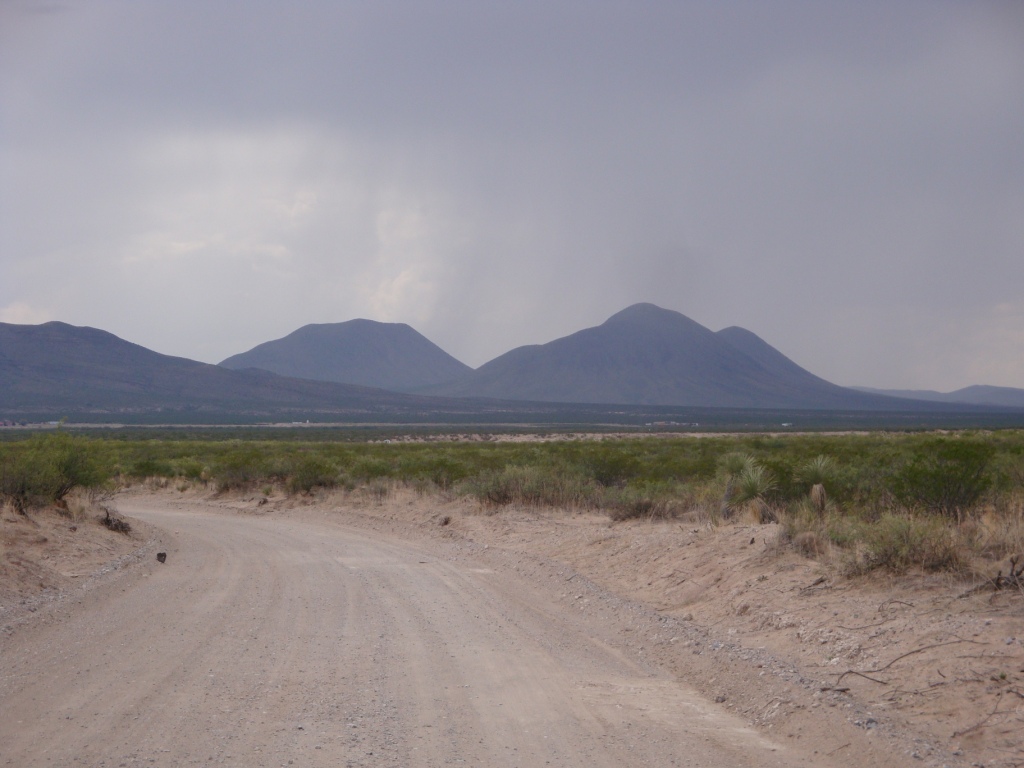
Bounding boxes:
2 486 1022 767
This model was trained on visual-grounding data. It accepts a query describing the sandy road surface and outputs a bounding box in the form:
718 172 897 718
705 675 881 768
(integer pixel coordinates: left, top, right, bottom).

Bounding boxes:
0 499 827 767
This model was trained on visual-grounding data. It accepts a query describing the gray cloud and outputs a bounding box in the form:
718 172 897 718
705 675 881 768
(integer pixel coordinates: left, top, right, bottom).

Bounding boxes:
2 1 1023 389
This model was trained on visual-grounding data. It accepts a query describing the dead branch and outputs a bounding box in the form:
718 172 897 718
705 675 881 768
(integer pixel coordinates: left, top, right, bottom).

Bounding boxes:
959 555 1024 598
837 618 892 631
839 670 890 686
837 639 977 685
952 693 1006 739
993 555 1024 590
799 576 828 593
879 599 914 611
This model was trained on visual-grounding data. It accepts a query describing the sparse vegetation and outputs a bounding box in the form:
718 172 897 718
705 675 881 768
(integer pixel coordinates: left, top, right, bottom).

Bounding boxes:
2 429 1023 576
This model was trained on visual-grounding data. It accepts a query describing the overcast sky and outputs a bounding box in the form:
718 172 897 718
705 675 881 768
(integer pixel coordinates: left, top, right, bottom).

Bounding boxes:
2 1 1023 391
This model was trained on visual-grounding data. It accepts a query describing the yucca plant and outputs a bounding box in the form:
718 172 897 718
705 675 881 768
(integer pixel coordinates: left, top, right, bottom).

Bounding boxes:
795 455 838 489
722 458 778 523
718 453 752 519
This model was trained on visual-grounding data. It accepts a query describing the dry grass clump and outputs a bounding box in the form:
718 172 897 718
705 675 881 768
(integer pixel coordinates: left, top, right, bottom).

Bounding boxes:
362 477 393 503
970 494 1024 561
465 465 598 510
778 501 1018 578
844 514 968 575
606 485 691 522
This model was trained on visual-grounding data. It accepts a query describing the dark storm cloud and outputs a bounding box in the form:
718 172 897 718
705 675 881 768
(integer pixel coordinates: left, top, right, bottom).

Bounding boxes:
2 1 1022 389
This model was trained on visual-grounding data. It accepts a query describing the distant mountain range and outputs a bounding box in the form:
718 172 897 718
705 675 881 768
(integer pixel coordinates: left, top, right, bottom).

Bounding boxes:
220 319 471 392
3 304 1022 423
422 304 909 409
0 321 478 419
216 304 947 410
852 385 1024 409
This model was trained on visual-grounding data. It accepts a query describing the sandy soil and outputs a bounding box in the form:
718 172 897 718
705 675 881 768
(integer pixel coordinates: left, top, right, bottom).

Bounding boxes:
2 487 1022 767
0 497 155 627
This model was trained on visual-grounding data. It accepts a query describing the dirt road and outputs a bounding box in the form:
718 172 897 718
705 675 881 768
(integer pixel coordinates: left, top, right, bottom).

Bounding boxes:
0 498 830 768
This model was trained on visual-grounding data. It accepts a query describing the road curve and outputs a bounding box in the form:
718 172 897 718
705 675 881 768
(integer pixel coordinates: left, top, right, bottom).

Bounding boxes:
1 500 818 767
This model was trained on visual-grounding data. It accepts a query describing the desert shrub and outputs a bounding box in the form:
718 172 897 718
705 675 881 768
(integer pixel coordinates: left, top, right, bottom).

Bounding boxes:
467 465 597 508
847 513 967 574
758 456 797 501
349 456 393 482
396 453 470 489
212 447 270 491
128 455 175 478
891 439 996 518
287 455 339 494
585 450 644 487
684 442 721 481
970 495 1024 560
782 498 821 539
606 483 689 521
365 477 392 502
783 503 968 573
173 457 206 481
779 502 830 558
0 434 106 512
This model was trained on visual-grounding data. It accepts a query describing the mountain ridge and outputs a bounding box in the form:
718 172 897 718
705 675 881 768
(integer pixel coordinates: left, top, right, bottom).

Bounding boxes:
3 308 1020 422
853 384 1024 409
0 321 475 418
424 303 919 410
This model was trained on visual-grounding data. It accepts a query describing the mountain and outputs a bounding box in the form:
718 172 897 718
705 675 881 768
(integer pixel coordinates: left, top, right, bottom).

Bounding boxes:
4 311 1013 425
853 385 1024 409
219 319 471 392
428 303 928 410
0 321 472 418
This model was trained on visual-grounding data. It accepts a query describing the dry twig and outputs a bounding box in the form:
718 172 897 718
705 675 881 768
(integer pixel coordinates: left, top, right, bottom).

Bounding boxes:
952 693 1006 739
837 639 980 685
799 576 828 594
959 555 1024 597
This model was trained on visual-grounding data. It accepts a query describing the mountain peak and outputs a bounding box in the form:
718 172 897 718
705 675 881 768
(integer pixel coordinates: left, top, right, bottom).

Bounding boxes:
604 303 688 325
427 303 902 408
220 319 470 392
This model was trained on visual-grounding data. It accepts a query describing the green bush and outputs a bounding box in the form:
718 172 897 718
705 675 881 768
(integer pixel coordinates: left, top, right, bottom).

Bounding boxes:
173 457 206 481
129 455 175 478
396 453 470 489
0 434 106 512
891 439 995 518
349 456 393 482
212 447 270 491
287 455 339 494
585 450 643 487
